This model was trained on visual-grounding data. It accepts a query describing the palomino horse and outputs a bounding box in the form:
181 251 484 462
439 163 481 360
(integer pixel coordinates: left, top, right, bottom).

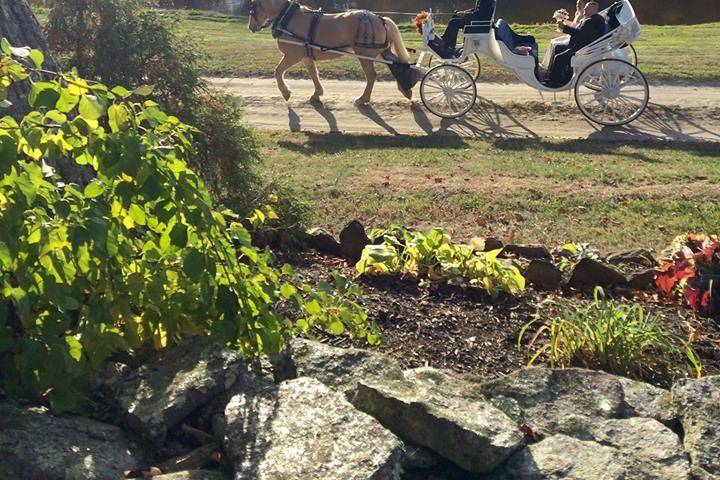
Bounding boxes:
248 0 413 105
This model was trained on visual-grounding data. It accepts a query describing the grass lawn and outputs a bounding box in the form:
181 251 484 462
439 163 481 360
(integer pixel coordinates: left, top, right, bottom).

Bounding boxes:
258 131 720 253
168 10 720 84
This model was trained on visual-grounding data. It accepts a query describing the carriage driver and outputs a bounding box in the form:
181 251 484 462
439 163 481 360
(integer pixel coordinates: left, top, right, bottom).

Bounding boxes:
544 0 606 87
429 0 496 55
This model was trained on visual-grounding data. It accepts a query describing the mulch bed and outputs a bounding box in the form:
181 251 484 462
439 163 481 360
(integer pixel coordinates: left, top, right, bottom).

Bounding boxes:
287 252 720 385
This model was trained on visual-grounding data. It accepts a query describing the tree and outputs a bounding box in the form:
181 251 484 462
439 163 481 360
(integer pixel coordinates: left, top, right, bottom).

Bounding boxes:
0 0 57 118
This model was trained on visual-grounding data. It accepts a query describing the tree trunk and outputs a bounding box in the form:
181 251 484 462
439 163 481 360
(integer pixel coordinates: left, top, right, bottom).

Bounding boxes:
0 0 58 118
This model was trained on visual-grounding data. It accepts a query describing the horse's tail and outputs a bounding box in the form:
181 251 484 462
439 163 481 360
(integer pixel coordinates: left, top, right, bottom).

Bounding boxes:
383 18 411 63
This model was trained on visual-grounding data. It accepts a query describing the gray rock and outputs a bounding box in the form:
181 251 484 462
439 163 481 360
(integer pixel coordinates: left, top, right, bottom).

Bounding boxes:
306 227 341 256
606 249 659 268
152 472 230 480
505 417 689 479
501 244 552 260
524 259 562 290
353 367 523 473
339 220 370 263
671 375 720 479
224 376 405 480
505 423 687 480
567 258 627 290
475 368 626 437
617 376 675 427
116 338 246 445
0 402 146 480
287 338 404 396
505 434 624 479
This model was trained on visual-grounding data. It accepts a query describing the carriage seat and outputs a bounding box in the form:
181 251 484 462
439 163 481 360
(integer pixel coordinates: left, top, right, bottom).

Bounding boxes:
494 19 538 59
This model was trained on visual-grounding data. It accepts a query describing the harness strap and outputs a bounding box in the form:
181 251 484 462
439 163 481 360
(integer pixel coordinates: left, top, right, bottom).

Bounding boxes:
355 10 389 49
271 1 298 38
306 10 323 59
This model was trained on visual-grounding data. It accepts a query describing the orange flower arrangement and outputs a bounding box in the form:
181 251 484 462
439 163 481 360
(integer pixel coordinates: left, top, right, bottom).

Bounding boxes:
414 10 429 34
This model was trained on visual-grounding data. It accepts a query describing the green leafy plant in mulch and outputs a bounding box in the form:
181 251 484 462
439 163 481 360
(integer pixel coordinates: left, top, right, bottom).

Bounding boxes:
0 42 374 412
356 226 525 298
519 287 702 381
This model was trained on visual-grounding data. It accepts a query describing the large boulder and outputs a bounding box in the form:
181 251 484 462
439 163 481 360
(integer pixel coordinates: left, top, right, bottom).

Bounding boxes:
116 338 246 445
0 402 147 480
223 376 405 480
505 417 689 480
671 375 720 479
283 338 404 396
353 367 524 473
474 368 674 437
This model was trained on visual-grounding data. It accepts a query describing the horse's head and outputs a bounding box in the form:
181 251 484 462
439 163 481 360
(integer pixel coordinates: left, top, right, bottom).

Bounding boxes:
248 0 287 33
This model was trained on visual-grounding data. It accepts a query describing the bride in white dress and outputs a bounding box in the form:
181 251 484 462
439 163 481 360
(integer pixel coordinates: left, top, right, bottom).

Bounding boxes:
542 0 586 69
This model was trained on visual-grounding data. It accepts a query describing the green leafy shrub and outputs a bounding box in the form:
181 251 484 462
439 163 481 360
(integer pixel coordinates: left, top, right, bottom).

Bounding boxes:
519 288 702 381
44 0 306 238
357 226 525 298
0 44 374 412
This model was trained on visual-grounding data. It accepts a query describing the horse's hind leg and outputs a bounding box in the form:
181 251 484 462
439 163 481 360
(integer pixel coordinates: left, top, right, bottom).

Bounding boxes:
302 58 324 103
355 58 376 106
276 51 302 101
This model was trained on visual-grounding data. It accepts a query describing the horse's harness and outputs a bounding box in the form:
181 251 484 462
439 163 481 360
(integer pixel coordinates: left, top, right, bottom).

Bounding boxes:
250 0 389 59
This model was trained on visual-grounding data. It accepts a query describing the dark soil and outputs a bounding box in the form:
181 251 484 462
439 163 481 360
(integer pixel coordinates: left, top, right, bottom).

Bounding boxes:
287 252 720 385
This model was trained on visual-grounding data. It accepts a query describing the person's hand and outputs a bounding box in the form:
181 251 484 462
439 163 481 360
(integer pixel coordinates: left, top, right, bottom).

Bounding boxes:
557 21 565 32
454 10 466 16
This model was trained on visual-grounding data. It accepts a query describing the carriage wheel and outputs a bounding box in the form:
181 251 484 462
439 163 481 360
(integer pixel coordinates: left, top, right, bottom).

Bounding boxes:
427 52 482 81
575 59 649 127
625 44 638 66
421 64 477 119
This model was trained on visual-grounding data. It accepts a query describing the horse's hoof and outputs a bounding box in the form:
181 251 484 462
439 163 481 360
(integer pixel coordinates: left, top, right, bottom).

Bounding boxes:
401 89 413 100
281 90 291 101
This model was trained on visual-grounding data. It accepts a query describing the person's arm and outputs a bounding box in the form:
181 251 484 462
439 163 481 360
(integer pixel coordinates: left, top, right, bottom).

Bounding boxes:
562 22 580 35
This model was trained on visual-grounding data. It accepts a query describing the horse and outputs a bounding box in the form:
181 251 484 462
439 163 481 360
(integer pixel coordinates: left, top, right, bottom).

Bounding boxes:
248 0 414 105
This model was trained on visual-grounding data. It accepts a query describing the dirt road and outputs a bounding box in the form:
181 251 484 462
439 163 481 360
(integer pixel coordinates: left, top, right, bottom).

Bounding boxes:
209 77 720 142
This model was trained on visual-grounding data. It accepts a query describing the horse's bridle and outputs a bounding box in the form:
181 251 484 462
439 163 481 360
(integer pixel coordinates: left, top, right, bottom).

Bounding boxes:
248 0 288 31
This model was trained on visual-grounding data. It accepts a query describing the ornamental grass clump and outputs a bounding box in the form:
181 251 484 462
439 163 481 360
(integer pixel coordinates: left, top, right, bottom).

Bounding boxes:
520 288 702 381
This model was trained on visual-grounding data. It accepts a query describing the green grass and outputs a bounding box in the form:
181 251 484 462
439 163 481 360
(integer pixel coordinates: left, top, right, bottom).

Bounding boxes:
33 7 720 83
258 131 720 252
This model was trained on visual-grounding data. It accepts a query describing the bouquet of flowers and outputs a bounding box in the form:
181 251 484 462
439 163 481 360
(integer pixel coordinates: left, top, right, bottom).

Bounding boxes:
552 8 570 22
553 8 570 32
415 10 430 34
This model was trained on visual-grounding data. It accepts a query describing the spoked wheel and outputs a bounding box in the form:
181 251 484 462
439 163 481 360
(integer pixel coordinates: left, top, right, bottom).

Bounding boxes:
421 64 477 119
625 44 638 66
427 52 482 81
575 59 649 126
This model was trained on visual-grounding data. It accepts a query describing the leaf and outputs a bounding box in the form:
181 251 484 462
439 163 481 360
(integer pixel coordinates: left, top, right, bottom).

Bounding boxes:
170 224 188 248
128 204 146 225
29 49 44 69
0 241 10 266
183 249 205 278
280 283 296 299
83 182 105 199
305 299 321 316
65 336 83 361
133 85 154 96
78 95 106 121
0 38 10 55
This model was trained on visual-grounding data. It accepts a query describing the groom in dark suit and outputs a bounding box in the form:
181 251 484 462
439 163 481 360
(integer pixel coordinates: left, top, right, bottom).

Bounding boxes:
429 0 496 55
545 1 606 87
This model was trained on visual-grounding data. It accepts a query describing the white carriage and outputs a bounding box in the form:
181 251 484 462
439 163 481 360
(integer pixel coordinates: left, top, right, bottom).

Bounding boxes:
416 0 649 126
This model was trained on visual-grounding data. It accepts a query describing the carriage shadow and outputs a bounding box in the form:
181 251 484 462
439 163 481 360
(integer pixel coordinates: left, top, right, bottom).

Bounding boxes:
586 103 720 144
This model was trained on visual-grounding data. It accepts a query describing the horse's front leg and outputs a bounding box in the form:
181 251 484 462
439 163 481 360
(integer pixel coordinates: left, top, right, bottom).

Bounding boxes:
355 59 376 106
275 52 302 101
303 58 324 103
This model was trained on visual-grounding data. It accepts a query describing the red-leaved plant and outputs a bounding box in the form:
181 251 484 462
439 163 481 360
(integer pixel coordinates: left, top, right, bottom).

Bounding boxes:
656 233 720 316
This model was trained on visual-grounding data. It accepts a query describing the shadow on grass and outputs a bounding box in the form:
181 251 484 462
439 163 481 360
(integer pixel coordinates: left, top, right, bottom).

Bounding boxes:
276 131 470 155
